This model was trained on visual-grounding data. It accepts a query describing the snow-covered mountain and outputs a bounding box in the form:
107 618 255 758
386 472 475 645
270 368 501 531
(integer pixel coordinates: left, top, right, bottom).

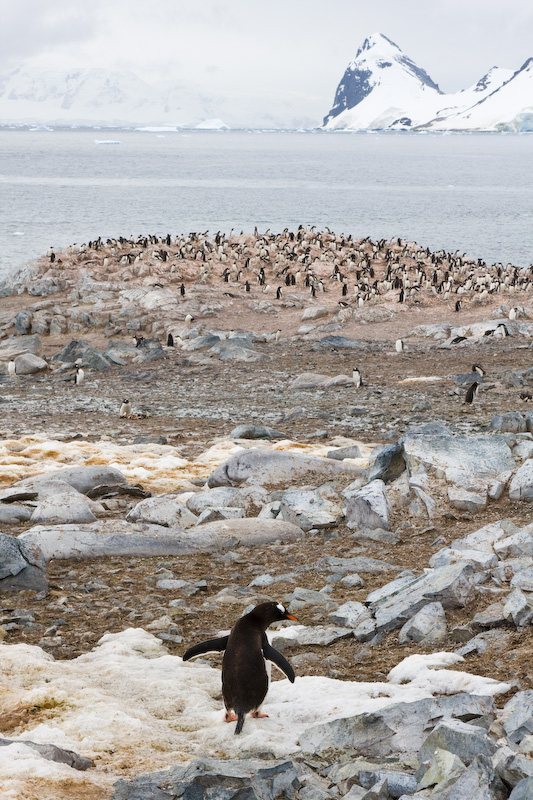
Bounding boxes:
323 33 529 132
0 65 318 130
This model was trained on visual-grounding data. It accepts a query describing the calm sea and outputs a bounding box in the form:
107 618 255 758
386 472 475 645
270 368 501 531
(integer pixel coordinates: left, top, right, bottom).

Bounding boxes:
0 129 532 278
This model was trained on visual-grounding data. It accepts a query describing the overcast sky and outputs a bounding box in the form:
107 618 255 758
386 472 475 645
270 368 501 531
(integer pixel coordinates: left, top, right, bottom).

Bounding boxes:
1 0 532 119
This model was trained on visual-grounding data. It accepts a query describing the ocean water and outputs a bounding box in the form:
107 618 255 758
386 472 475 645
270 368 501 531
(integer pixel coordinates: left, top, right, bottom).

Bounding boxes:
0 129 532 278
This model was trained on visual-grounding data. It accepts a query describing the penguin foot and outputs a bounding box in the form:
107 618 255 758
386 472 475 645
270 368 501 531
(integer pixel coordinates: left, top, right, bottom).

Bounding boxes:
224 712 238 722
251 711 269 718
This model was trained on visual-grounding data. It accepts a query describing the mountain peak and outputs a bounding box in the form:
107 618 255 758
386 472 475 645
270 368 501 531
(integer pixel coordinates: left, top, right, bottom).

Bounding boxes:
356 33 401 57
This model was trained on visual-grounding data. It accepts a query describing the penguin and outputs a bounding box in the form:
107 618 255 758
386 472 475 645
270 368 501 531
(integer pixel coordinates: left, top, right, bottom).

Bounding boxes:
275 329 281 342
352 367 362 387
180 284 186 296
134 334 145 348
455 299 462 312
494 323 509 338
119 399 131 418
520 390 533 402
276 286 282 300
451 336 467 344
7 360 16 377
185 314 194 324
509 307 518 320
167 333 174 347
464 382 479 404
395 338 404 353
74 365 84 385
342 283 348 297
472 364 485 378
183 601 297 735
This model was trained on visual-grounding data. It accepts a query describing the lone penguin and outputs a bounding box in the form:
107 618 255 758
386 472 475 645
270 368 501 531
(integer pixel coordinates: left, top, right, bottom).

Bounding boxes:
352 367 362 388
465 382 479 404
509 307 518 320
74 364 84 385
472 364 485 378
455 299 462 312
395 338 404 353
183 602 297 735
119 399 131 418
167 333 174 347
7 360 16 377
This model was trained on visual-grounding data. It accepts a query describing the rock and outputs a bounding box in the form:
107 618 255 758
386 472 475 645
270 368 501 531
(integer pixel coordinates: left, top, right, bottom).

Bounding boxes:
30 491 97 525
0 532 48 593
132 435 168 445
312 335 364 350
490 412 527 433
0 334 42 360
288 587 338 614
319 555 400 576
229 424 287 440
52 339 111 370
298 694 494 756
288 373 331 389
14 465 128 496
210 340 264 362
509 461 533 499
418 719 497 767
111 758 301 800
456 629 512 656
340 573 365 588
345 480 391 531
494 746 533 788
279 488 344 531
447 485 487 513
500 691 533 744
369 563 476 634
13 310 33 335
510 777 533 798
511 567 533 592
471 603 507 630
503 588 533 627
195 507 245 524
207 449 361 489
0 504 32 523
358 770 417 798
329 601 372 629
398 602 447 644
0 736 93 770
302 306 329 320
494 524 533 558
327 444 362 460
13 352 48 375
271 625 353 649
366 443 405 484
19 517 303 560
126 496 198 528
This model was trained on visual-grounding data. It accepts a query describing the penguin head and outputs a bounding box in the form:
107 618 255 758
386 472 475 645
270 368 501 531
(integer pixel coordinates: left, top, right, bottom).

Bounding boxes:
247 601 298 628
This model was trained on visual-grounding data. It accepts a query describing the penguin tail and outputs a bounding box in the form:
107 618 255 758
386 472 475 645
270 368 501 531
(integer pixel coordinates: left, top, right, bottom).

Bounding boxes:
234 712 246 736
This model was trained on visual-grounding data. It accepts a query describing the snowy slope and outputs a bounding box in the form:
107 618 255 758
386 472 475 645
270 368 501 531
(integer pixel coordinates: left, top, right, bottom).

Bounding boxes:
323 33 445 130
427 59 533 131
323 34 528 132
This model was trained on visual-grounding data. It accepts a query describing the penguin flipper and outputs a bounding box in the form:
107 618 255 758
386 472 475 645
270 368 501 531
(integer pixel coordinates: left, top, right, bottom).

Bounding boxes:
262 641 295 683
183 636 229 661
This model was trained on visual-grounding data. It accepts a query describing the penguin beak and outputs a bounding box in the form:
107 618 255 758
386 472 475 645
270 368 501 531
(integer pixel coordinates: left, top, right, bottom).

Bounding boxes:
285 613 298 622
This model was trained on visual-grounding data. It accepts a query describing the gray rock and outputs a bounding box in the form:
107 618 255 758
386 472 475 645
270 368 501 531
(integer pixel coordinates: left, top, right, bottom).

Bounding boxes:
288 587 338 614
367 443 406 484
0 532 48 593
511 567 533 592
288 373 331 389
509 461 533 499
272 626 353 649
329 601 372 629
503 588 533 627
0 736 93 770
207 449 362 489
312 335 364 350
494 747 533 788
327 445 362 460
186 486 268 515
490 412 527 433
181 334 221 351
30 491 97 525
230 424 287 440
19 517 303 560
319 555 401 576
0 504 32 523
447 485 487 513
500 691 533 743
195 507 245 524
210 340 264 362
14 352 48 375
111 758 301 800
298 695 494 756
418 719 497 767
369 563 476 634
279 488 344 531
345 480 391 531
53 339 111 370
471 603 507 630
126 496 198 528
427 756 500 800
510 777 533 799
398 602 447 644
302 306 329 320
358 770 417 799
14 310 33 335
494 525 533 559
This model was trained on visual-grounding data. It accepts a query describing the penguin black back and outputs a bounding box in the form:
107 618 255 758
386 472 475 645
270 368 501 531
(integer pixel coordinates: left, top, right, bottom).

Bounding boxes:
465 381 479 404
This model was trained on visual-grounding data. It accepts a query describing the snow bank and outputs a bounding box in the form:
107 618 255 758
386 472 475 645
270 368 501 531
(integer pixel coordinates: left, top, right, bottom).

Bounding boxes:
0 628 512 798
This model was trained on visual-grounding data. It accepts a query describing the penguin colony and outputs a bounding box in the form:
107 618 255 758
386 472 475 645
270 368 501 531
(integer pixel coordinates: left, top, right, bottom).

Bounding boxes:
183 602 297 735
44 227 533 312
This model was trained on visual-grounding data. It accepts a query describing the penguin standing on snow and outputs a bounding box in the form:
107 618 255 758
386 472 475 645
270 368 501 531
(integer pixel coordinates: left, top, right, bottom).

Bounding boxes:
183 601 297 735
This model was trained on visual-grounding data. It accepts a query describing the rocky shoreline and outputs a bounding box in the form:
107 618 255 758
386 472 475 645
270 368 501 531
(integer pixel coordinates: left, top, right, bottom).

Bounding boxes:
2 232 533 799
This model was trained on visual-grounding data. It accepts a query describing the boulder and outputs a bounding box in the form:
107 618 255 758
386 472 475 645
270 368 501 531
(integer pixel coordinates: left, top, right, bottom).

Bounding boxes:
279 489 344 531
302 306 329 320
14 465 128 496
369 563 476 634
207 450 361 489
490 412 526 433
500 691 533 744
0 736 92 770
111 758 301 800
126 496 198 528
312 336 364 350
195 507 244 524
186 486 268 515
509 461 533 499
345 480 391 531
329 601 372 629
30 491 97 524
503 588 533 628
52 339 111 370
288 373 331 389
13 310 33 335
366 443 405 484
447 485 487 513
19 517 303 560
510 778 533 799
418 719 497 767
0 532 48 593
14 352 48 375
271 625 353 649
0 504 32 523
327 444 362 461
398 602 447 644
